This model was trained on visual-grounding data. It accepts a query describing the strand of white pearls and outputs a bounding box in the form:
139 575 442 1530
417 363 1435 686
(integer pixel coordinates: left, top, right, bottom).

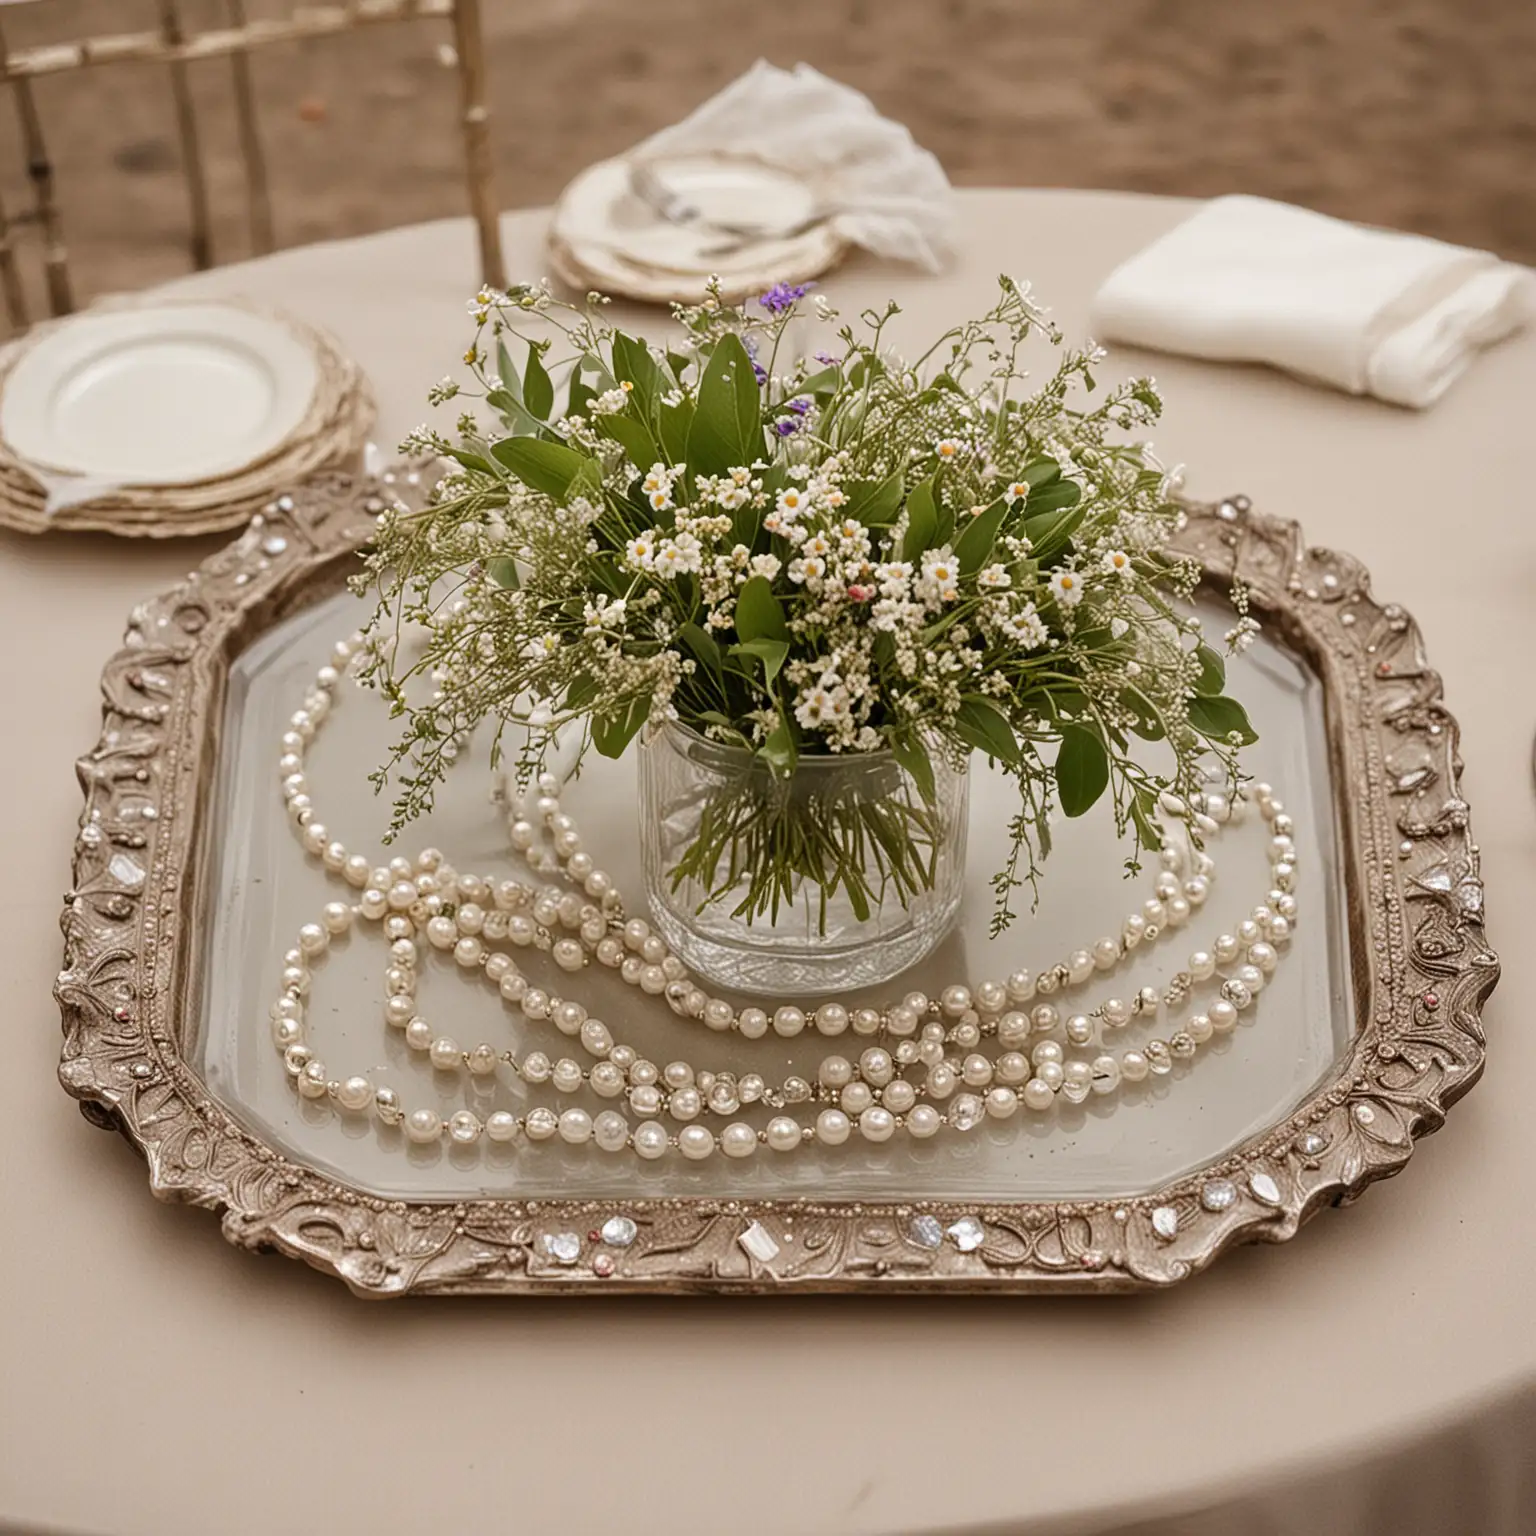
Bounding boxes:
270 636 1299 1157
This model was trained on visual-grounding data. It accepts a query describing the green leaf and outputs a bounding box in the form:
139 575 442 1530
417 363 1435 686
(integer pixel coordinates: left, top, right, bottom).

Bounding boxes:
496 339 522 401
658 397 694 465
679 621 722 680
568 457 604 505
523 342 554 420
761 715 798 777
847 470 904 525
686 334 763 477
954 696 1020 765
796 365 842 396
734 575 789 642
888 731 936 804
611 332 663 418
1022 456 1061 488
596 412 660 473
953 497 1008 574
729 637 789 687
592 696 649 759
1024 503 1087 561
1188 694 1259 746
443 445 495 475
1193 643 1226 696
1055 723 1110 817
491 437 590 502
1024 478 1082 516
487 556 519 588
902 478 939 561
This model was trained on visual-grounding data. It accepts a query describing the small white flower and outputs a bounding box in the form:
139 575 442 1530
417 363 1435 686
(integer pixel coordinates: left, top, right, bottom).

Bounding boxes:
647 487 673 513
625 532 658 570
875 560 913 598
775 486 809 520
917 548 961 604
1102 548 1133 579
1049 569 1085 608
977 563 1011 590
935 438 962 462
641 464 674 496
1003 604 1048 648
1006 481 1030 503
592 386 628 416
750 553 782 579
787 555 827 585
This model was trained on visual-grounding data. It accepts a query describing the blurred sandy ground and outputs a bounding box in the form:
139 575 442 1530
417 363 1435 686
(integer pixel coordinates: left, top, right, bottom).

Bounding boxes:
0 0 1531 318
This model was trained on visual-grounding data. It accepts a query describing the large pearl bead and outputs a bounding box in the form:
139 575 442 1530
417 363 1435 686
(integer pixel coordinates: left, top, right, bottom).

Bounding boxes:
486 1110 520 1143
558 1108 592 1144
633 1121 668 1159
765 1116 801 1152
906 1103 941 1137
859 1106 895 1142
678 1125 715 1160
405 1108 442 1143
815 1109 851 1146
720 1123 758 1158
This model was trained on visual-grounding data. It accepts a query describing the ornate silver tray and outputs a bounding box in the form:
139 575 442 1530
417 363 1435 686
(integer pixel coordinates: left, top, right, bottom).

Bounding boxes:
54 474 1497 1295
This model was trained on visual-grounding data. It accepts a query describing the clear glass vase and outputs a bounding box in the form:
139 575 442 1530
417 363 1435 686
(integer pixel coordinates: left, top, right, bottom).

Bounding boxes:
638 723 969 996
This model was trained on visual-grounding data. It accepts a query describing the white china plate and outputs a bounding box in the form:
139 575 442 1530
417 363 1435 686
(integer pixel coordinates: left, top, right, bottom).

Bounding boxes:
550 155 846 305
1 306 321 484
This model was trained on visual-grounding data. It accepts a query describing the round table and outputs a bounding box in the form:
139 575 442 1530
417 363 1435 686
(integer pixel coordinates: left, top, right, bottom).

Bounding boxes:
2 190 1533 1536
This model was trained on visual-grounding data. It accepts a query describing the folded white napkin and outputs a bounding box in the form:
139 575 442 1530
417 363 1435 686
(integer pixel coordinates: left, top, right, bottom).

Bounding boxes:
636 61 954 272
1091 195 1536 408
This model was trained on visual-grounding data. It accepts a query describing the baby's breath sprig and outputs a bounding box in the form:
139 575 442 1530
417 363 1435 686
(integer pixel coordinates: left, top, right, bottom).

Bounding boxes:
357 277 1258 932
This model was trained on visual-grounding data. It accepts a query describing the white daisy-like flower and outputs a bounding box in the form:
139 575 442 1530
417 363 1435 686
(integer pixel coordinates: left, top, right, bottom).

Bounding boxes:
787 555 827 585
716 484 751 510
582 597 627 633
775 486 809 520
750 553 782 579
801 532 832 559
1006 481 1030 503
875 560 913 598
1102 548 1133 579
647 487 673 513
935 439 963 461
977 563 1012 590
624 532 658 570
642 464 673 496
1049 568 1085 608
794 687 834 729
1004 604 1048 648
523 631 562 660
917 548 961 604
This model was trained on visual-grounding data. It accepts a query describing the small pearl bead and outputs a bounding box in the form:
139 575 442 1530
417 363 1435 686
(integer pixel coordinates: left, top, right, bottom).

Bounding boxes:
448 1110 482 1145
926 1064 956 1099
1092 937 1120 970
427 915 456 949
1090 1054 1121 1095
593 1111 629 1152
996 1051 1030 1084
404 1018 432 1050
633 1121 668 1159
1189 950 1216 980
1186 1012 1213 1044
454 936 483 968
703 999 736 1031
962 1053 993 1087
985 1086 1019 1119
1249 941 1278 974
384 994 415 1029
1067 950 1094 985
721 1122 758 1158
639 964 667 994
558 1109 593 1144
1120 1050 1150 1082
1209 999 1239 1031
941 985 972 1017
336 1076 372 1112
975 980 1008 1014
882 1079 917 1113
819 1055 853 1089
1214 932 1240 963
816 1109 851 1145
552 1059 583 1094
486 1110 520 1143
387 881 416 912
1031 1040 1064 1067
1006 969 1035 1003
859 1106 896 1142
738 1008 768 1039
765 1116 801 1152
1023 1078 1055 1111
814 1002 849 1035
429 1036 462 1070
840 1082 874 1116
678 1125 715 1160
524 1108 559 1141
1031 1003 1058 1033
321 901 352 934
297 923 328 957
907 1103 942 1137
772 1006 806 1037
1065 1014 1094 1047
859 1047 893 1086
1036 1061 1064 1091
405 1109 441 1144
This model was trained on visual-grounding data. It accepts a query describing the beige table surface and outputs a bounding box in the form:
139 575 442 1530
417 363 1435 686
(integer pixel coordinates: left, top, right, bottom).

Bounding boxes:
2 190 1533 1536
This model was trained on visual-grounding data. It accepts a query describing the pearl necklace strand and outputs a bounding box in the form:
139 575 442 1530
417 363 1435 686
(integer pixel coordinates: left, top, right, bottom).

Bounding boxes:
271 634 1300 1159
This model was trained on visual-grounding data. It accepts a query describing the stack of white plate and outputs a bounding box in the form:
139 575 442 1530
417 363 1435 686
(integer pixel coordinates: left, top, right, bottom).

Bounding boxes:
548 154 848 306
0 303 374 538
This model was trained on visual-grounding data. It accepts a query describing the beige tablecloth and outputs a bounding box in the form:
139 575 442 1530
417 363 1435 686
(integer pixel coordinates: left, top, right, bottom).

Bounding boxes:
2 191 1534 1536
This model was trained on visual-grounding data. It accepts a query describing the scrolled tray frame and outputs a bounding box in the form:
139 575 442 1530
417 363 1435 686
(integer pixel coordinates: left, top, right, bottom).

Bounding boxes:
53 474 1498 1295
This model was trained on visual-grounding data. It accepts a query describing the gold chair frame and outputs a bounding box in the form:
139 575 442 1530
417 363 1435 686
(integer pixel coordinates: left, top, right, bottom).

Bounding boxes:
0 0 506 331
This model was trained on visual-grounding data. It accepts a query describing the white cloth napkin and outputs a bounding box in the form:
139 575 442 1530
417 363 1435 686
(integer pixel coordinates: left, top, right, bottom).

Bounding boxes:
1091 195 1536 408
635 61 954 272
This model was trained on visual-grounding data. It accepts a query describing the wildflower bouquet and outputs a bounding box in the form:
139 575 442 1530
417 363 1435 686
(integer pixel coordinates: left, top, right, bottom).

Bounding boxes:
358 276 1256 938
